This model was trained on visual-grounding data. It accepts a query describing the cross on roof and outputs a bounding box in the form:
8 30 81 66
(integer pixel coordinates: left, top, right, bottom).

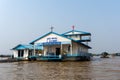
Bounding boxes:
72 25 75 30
50 26 54 32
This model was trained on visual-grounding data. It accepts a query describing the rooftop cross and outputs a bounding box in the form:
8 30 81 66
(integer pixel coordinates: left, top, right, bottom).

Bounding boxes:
50 26 54 32
72 25 75 31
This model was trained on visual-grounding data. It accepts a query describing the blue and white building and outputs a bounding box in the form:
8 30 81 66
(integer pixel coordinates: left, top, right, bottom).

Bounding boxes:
12 28 91 60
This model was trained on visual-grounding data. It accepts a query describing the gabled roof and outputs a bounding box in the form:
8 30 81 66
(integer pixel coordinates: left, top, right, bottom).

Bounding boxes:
30 31 73 44
29 31 91 49
12 44 42 50
62 30 91 36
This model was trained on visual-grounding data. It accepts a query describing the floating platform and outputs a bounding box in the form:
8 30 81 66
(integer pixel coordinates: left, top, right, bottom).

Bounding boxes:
28 53 92 61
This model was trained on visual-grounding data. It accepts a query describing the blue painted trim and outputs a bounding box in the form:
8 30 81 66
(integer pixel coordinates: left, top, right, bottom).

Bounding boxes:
43 42 61 45
35 41 71 45
61 41 71 44
12 44 25 50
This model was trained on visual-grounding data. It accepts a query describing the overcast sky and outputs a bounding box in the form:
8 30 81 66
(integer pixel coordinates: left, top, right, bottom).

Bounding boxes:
0 0 120 54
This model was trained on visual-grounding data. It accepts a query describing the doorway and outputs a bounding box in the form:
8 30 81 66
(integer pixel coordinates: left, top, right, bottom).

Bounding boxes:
18 50 24 57
56 48 60 55
28 50 33 56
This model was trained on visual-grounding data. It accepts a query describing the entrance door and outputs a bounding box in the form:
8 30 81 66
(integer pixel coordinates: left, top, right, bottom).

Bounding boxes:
18 50 24 57
28 50 32 56
56 48 60 55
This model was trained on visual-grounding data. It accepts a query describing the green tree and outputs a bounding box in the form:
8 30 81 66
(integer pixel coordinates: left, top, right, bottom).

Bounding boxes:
101 52 109 58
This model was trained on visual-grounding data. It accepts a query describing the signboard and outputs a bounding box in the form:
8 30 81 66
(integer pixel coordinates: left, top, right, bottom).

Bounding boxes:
42 37 61 45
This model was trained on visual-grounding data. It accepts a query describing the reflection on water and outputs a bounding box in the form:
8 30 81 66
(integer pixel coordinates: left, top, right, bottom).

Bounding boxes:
0 57 120 80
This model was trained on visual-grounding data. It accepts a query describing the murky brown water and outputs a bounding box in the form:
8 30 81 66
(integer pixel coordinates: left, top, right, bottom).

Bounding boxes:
0 57 120 80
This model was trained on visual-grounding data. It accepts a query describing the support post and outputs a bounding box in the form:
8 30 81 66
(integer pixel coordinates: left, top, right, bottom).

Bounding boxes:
33 43 35 56
71 41 73 56
43 46 45 56
86 41 88 45
61 43 62 55
20 50 21 57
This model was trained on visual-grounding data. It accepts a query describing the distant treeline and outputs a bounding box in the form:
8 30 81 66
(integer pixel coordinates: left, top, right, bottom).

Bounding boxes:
0 55 12 57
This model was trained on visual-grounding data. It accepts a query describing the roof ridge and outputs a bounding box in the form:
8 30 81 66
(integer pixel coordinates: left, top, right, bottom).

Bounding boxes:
62 30 91 35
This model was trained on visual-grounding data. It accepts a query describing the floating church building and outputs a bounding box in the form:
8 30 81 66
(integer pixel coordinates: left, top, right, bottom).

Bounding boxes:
12 27 92 61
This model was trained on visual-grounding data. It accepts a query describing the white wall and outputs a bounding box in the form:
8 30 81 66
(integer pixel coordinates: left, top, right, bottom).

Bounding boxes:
68 35 81 40
72 41 89 54
13 50 18 58
72 41 78 54
35 33 71 44
43 44 70 55
23 49 28 59
13 49 29 59
43 45 60 55
62 44 70 54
